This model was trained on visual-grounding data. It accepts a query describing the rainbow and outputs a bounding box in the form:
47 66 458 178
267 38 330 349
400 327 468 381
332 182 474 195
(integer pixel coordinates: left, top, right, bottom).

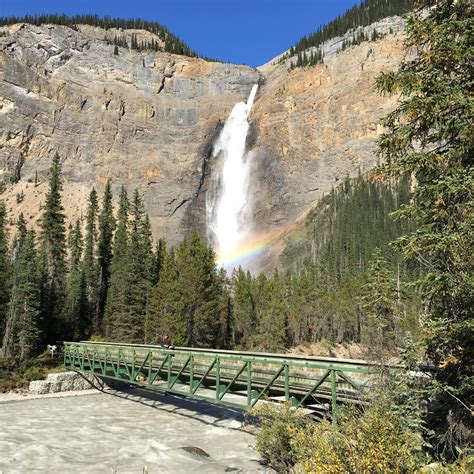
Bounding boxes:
215 229 282 270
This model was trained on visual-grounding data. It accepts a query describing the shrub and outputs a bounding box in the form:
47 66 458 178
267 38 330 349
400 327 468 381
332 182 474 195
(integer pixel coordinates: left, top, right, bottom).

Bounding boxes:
249 402 308 471
291 399 426 473
251 395 427 472
23 366 46 382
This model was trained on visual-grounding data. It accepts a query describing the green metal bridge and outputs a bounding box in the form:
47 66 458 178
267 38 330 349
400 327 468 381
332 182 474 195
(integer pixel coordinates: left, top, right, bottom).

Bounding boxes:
64 341 383 419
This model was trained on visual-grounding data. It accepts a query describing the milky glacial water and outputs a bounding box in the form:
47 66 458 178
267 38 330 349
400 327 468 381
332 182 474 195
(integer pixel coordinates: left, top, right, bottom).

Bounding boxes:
207 85 258 270
0 389 268 473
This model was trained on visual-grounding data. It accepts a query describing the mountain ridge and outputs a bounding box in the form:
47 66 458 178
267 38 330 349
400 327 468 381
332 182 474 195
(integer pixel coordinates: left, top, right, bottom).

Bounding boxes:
0 17 405 268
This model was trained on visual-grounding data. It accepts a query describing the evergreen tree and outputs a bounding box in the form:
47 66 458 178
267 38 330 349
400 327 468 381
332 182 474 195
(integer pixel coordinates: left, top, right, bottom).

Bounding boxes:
104 186 130 341
124 190 154 343
253 271 287 353
232 267 256 349
175 231 222 347
285 0 415 69
359 247 398 360
82 188 99 334
64 219 87 340
0 14 199 58
152 237 167 285
2 229 41 360
147 250 185 345
376 0 473 456
39 152 67 343
216 268 233 349
97 180 115 331
0 201 11 342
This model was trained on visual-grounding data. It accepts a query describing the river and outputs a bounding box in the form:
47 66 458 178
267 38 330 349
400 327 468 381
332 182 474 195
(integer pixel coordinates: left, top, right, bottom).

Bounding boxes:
0 388 269 473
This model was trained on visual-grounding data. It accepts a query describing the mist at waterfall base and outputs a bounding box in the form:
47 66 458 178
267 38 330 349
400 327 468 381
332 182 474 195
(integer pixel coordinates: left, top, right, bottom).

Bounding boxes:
207 85 273 272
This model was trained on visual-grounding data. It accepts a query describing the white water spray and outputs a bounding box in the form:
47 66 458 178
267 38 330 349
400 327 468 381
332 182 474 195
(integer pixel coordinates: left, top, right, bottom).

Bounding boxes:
207 85 259 269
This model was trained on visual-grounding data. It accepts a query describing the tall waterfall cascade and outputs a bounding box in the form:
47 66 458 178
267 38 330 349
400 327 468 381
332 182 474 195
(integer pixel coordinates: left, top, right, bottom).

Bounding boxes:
207 85 259 271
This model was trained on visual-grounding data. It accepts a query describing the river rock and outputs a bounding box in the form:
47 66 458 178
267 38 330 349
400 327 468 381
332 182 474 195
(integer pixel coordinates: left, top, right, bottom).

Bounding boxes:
180 446 211 458
28 380 52 395
28 371 94 394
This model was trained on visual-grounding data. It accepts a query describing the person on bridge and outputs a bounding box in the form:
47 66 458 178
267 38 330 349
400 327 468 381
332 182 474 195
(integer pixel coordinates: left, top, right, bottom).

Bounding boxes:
161 334 173 349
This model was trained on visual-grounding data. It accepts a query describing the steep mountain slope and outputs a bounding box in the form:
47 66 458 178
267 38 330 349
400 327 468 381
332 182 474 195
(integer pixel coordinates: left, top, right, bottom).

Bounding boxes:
0 22 259 243
0 18 406 257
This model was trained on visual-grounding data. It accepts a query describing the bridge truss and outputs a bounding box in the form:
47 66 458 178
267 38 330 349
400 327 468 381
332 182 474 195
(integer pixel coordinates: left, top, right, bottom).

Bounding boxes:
64 341 381 419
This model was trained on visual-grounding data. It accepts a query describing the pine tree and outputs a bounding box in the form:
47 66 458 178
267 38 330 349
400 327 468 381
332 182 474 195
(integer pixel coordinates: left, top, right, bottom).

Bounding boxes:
216 268 233 349
147 250 185 345
39 152 67 343
152 237 167 285
2 229 41 360
359 247 397 360
375 0 473 456
124 190 154 343
0 201 11 343
104 186 130 341
82 188 99 334
232 267 256 349
97 180 115 331
64 219 87 340
253 271 287 353
175 231 222 347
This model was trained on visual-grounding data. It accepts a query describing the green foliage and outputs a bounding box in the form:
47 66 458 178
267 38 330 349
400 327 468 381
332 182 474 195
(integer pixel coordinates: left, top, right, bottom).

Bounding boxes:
97 180 115 328
375 0 473 458
124 191 155 343
285 0 415 69
282 173 414 282
147 250 185 345
231 268 256 348
252 272 287 353
252 376 427 473
39 152 67 343
175 231 222 347
0 201 11 343
359 247 399 359
64 219 87 340
104 186 131 341
279 173 419 347
250 402 308 471
82 188 99 334
23 366 46 382
2 229 41 360
291 398 426 473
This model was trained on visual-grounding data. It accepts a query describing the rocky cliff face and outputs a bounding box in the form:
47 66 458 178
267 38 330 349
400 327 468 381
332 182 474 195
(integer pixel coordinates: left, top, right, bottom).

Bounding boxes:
0 20 405 260
0 23 259 242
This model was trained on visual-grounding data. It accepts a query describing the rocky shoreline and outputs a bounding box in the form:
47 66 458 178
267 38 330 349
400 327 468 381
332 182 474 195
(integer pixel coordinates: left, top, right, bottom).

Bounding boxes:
0 371 100 403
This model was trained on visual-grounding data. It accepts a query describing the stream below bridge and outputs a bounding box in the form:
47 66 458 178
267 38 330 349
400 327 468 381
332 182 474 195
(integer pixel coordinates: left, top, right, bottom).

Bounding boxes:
0 388 269 473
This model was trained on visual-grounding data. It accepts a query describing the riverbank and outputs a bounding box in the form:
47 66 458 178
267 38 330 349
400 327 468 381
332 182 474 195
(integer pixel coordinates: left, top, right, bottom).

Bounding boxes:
0 387 100 403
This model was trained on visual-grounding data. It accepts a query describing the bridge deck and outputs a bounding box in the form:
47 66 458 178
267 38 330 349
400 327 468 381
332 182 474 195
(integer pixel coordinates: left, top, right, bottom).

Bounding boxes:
63 341 383 419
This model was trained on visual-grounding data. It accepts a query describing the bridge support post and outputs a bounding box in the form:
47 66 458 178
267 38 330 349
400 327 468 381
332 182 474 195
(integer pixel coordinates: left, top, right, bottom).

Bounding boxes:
167 353 172 389
331 369 337 422
189 355 194 394
284 364 290 401
247 361 252 408
215 358 220 400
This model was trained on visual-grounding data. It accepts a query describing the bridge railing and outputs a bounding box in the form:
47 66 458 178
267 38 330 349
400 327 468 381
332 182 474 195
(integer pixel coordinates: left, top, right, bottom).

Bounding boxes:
64 341 385 419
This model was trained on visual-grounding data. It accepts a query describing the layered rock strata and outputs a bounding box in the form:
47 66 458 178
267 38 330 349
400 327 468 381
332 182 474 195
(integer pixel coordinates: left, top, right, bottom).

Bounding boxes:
1 20 405 262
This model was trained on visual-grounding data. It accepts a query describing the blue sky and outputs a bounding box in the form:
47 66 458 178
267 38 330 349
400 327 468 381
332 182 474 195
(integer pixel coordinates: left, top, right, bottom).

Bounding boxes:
0 0 361 66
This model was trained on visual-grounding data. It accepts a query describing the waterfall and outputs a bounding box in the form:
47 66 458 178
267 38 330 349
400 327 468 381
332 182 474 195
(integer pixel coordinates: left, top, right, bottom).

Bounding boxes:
207 84 259 270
